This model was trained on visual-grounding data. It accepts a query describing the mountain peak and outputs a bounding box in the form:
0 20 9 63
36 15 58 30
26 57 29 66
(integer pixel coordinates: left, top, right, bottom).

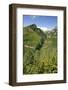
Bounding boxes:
28 24 37 29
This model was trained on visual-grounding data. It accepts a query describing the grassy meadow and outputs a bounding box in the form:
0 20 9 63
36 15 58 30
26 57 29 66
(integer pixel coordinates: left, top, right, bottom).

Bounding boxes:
23 24 57 74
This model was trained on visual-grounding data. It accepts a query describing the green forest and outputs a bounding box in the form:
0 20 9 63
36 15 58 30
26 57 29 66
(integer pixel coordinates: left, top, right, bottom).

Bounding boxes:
23 24 57 74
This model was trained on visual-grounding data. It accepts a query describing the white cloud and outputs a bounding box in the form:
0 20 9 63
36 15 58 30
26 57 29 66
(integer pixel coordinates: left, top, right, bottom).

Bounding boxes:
38 26 48 32
31 16 36 19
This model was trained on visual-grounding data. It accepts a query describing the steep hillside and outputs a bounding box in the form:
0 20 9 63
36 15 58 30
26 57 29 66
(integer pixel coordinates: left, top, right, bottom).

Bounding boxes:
24 24 46 49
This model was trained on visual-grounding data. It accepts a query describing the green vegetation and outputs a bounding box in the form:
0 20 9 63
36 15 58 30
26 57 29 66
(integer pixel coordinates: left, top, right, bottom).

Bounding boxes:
23 24 57 74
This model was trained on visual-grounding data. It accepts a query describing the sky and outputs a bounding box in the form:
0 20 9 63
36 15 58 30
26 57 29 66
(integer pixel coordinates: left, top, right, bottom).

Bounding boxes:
23 15 57 31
